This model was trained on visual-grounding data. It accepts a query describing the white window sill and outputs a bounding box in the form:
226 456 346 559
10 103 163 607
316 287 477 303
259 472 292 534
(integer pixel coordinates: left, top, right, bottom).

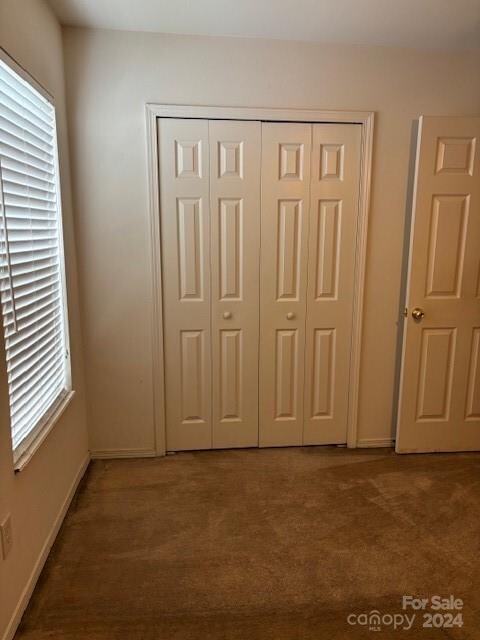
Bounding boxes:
13 390 76 473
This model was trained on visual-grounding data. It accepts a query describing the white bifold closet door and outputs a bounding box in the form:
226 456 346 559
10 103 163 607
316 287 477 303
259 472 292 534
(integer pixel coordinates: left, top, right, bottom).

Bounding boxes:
259 122 362 446
159 118 261 451
159 117 361 451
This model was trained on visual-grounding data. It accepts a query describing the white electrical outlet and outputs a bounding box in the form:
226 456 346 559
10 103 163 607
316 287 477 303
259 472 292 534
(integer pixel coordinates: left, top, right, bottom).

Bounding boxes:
1 515 13 559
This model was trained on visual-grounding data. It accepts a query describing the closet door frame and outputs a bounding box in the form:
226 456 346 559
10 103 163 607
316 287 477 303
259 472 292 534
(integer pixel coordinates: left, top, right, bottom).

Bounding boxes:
146 105 375 455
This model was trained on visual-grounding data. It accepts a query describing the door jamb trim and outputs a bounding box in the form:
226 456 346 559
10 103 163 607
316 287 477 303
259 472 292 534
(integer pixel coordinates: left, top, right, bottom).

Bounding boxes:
145 104 375 454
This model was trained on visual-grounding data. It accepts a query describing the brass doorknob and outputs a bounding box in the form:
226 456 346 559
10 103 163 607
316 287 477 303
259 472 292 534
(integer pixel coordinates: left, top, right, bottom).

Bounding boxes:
411 307 425 321
223 311 232 319
286 312 295 320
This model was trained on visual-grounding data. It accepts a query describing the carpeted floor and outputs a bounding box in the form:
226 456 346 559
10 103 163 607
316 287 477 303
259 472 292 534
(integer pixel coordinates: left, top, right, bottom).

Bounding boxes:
15 447 480 639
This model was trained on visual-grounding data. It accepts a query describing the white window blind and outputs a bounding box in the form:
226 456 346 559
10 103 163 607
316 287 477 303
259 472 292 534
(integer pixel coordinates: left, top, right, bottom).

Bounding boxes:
0 56 71 460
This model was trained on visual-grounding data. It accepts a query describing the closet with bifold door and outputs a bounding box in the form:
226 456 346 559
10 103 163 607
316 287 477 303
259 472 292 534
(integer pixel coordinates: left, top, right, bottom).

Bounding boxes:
158 117 362 452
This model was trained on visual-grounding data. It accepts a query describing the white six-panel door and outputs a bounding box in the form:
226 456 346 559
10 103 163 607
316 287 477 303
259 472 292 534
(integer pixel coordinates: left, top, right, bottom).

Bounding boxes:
159 118 362 451
396 116 480 452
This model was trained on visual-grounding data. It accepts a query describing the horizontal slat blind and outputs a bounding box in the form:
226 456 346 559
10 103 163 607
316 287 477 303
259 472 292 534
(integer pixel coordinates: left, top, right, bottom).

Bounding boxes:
0 58 70 456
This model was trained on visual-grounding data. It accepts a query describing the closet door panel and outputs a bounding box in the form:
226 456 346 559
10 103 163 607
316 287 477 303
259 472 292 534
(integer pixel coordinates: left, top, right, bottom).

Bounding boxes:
159 119 212 451
210 120 261 448
259 123 312 446
303 124 362 444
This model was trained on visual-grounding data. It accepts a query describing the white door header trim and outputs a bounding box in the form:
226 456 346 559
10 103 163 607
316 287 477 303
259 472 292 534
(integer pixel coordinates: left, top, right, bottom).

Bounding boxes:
146 104 373 125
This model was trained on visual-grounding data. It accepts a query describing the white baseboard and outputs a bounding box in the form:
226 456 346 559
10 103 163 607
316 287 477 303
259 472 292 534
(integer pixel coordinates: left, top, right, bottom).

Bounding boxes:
357 437 395 448
3 453 90 640
94 443 396 456
90 448 157 459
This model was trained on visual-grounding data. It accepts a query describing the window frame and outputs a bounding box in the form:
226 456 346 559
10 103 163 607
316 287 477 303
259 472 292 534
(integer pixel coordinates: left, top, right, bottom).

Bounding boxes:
0 48 73 471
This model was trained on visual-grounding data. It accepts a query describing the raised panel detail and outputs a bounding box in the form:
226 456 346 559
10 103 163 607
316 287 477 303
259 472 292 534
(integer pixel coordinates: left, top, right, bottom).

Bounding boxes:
177 198 203 300
275 330 298 420
320 144 344 180
426 195 469 298
175 140 202 178
219 199 242 300
311 329 335 418
279 143 304 180
180 330 206 422
276 200 302 300
220 330 242 421
416 328 456 421
466 328 480 420
435 137 476 175
219 141 243 178
315 200 342 299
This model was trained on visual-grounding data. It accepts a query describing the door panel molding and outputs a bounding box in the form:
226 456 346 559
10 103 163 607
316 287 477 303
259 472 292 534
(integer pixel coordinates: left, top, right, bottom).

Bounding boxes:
275 329 299 420
465 328 480 420
176 197 204 300
218 198 242 300
311 328 335 419
180 330 208 423
315 200 341 300
219 329 242 421
415 327 456 422
146 105 375 454
425 194 469 299
276 199 303 300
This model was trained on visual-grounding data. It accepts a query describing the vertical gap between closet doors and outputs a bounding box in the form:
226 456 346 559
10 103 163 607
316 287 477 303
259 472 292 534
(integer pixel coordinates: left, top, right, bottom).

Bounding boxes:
257 120 263 446
346 124 365 443
207 118 213 449
300 123 314 446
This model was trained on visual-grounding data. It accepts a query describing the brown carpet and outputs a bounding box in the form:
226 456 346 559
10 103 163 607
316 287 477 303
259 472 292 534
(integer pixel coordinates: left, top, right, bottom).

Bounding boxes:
15 447 480 639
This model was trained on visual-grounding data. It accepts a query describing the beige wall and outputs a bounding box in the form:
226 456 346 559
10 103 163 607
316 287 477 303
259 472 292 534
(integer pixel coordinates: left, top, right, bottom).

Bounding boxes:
63 27 480 453
0 2 89 638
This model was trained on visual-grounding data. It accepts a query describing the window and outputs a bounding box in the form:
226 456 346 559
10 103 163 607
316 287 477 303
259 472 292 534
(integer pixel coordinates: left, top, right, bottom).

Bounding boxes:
0 53 71 463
